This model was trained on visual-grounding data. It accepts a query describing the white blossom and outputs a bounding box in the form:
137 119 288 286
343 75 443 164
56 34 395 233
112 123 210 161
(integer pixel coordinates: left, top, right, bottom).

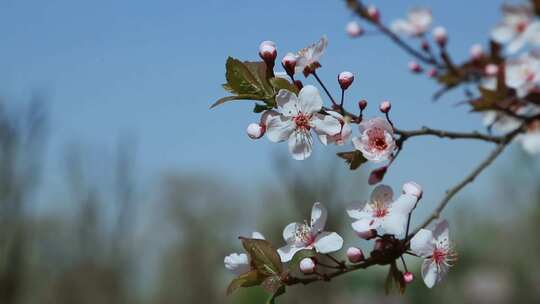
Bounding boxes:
224 232 265 275
491 6 540 54
277 202 343 262
294 36 328 76
391 8 432 36
352 117 396 162
506 53 540 98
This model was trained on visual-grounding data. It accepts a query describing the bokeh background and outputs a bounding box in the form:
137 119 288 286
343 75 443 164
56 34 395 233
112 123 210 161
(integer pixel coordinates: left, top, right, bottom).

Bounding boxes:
1 0 539 303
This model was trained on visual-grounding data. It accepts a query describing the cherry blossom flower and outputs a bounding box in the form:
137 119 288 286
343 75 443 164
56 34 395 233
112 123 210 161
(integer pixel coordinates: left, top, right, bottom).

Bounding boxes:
224 232 265 275
264 85 341 160
521 119 540 154
294 36 328 76
317 111 352 145
346 21 364 37
347 184 420 239
277 202 343 262
410 220 457 288
506 53 540 98
391 8 432 37
352 117 396 162
491 6 540 54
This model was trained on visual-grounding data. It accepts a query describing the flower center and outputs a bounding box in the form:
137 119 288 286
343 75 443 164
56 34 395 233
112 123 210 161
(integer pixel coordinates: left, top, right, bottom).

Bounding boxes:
293 113 311 130
294 222 315 245
367 128 388 151
430 242 457 268
525 70 536 83
516 21 528 33
371 200 389 218
432 248 447 264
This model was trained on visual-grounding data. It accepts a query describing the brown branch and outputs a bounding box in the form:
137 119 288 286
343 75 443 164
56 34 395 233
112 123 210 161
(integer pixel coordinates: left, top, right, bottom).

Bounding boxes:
395 127 504 143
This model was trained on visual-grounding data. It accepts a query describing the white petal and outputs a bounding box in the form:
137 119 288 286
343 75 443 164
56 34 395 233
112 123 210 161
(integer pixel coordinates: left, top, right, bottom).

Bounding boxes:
224 253 250 275
491 24 515 43
276 89 300 117
390 194 418 215
311 114 341 136
391 19 414 35
524 22 540 45
520 132 540 154
313 231 343 253
507 35 526 54
409 8 432 29
381 213 409 238
346 202 370 220
282 222 299 243
371 184 394 204
421 260 439 288
410 229 435 256
298 85 323 114
310 202 327 233
277 244 304 262
352 217 381 233
433 219 450 244
251 231 265 240
288 131 313 160
265 113 295 143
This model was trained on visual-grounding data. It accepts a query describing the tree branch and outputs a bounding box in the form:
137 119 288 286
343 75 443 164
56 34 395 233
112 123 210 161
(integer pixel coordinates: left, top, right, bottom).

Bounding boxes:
395 127 504 143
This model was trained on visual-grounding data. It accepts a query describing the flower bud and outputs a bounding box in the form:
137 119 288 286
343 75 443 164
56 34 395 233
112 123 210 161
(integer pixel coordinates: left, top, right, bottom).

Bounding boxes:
367 5 380 22
432 26 448 47
358 99 368 111
421 40 430 52
470 43 484 61
403 271 414 283
402 181 423 199
338 71 354 90
281 53 297 76
368 166 387 185
427 68 438 78
258 40 277 63
379 100 391 113
485 63 499 76
357 228 377 240
346 247 364 263
346 21 364 37
246 123 265 139
408 61 422 73
299 257 316 274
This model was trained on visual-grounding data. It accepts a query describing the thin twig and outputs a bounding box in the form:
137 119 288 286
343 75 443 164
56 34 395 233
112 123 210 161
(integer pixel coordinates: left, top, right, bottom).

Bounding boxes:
395 127 504 143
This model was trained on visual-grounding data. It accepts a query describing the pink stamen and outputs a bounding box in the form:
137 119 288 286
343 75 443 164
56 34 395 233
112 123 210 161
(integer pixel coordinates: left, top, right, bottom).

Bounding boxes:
293 113 311 130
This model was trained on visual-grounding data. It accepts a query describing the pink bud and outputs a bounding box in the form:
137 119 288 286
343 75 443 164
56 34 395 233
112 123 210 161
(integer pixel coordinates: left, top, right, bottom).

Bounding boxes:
358 99 368 111
346 21 364 37
357 229 377 240
432 26 448 47
402 181 423 199
246 123 265 139
421 40 430 52
408 61 422 73
485 64 499 76
379 100 391 113
338 71 354 90
281 53 297 76
427 68 438 78
368 166 387 185
346 247 364 263
299 257 316 274
470 43 484 61
258 40 277 63
367 5 380 22
403 271 414 283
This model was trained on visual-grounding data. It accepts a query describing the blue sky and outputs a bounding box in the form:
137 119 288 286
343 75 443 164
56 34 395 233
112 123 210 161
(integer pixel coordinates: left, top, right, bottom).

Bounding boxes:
0 0 530 215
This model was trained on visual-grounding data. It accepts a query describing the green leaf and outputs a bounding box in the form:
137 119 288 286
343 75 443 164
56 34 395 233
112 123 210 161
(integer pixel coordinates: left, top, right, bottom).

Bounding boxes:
243 61 274 96
210 95 265 109
253 103 273 113
337 151 368 170
384 262 406 295
241 238 283 277
289 249 317 271
226 270 262 296
267 285 286 304
269 77 299 95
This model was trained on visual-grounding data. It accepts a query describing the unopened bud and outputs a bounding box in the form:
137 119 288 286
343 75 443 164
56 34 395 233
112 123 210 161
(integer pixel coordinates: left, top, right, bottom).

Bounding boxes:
409 61 423 73
427 68 438 78
379 100 391 113
346 21 364 37
338 71 354 90
368 166 387 185
246 123 265 139
421 40 430 52
404 271 414 283
299 257 316 274
367 5 380 22
346 247 364 263
485 63 499 76
258 40 277 63
358 99 368 111
281 53 297 76
470 44 484 61
432 26 448 47
402 181 423 199
357 228 377 240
